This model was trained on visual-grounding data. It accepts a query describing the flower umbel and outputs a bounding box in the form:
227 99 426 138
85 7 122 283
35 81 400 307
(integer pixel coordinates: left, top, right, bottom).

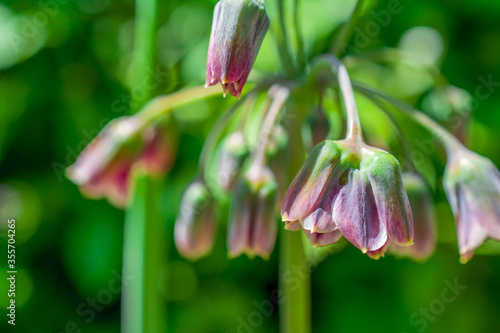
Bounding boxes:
281 140 413 258
205 0 270 98
443 148 500 263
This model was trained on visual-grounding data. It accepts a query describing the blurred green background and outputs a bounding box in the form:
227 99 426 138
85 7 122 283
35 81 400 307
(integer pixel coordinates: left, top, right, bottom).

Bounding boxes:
1 0 500 332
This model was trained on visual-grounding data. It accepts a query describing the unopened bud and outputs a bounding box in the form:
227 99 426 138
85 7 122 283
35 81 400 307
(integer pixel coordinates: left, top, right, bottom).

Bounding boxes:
205 0 270 98
174 181 216 260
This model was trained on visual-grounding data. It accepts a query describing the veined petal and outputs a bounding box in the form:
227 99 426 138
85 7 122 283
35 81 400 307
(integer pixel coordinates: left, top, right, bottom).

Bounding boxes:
365 151 413 246
301 208 337 233
332 169 387 252
281 141 341 223
456 186 488 263
304 229 342 247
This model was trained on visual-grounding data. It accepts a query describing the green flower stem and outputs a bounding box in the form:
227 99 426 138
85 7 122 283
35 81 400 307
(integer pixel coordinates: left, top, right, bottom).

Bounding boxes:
122 0 165 332
331 0 366 57
276 0 295 74
293 0 306 70
353 83 464 153
279 89 310 333
123 86 224 332
280 230 311 333
252 86 290 168
319 55 363 143
137 85 223 127
123 173 166 333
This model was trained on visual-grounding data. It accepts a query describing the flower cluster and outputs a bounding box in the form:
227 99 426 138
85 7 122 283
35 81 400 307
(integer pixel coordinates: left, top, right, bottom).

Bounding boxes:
67 117 176 207
66 0 500 266
281 140 414 258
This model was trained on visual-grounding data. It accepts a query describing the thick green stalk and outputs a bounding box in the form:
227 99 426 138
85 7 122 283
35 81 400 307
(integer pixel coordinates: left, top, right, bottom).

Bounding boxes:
280 230 311 333
122 0 165 332
123 173 166 333
292 0 305 70
279 91 310 333
331 0 366 57
276 0 295 74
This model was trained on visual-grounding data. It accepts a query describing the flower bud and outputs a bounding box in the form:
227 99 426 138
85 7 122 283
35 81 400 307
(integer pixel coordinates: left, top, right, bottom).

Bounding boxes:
228 164 278 259
174 181 216 260
205 0 270 98
66 117 143 207
282 140 414 258
390 173 436 260
67 117 176 208
217 131 248 191
443 149 500 263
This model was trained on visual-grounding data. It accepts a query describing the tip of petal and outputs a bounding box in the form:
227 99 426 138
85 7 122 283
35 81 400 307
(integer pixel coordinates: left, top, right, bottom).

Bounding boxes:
459 251 474 264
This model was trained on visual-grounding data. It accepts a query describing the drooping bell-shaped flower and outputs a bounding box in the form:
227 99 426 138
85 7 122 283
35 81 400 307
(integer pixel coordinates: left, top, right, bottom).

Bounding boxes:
66 117 176 208
174 181 216 260
228 164 278 259
205 0 270 98
391 173 437 260
217 131 248 191
281 140 414 257
443 149 500 263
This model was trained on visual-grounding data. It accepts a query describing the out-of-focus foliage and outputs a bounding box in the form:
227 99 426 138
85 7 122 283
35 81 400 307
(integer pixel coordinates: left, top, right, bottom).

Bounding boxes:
0 0 500 332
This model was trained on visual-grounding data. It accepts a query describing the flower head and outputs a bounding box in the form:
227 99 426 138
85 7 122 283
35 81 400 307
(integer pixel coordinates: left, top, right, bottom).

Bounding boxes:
281 140 413 257
174 181 216 260
66 117 176 207
443 149 500 263
205 0 270 98
228 164 278 259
